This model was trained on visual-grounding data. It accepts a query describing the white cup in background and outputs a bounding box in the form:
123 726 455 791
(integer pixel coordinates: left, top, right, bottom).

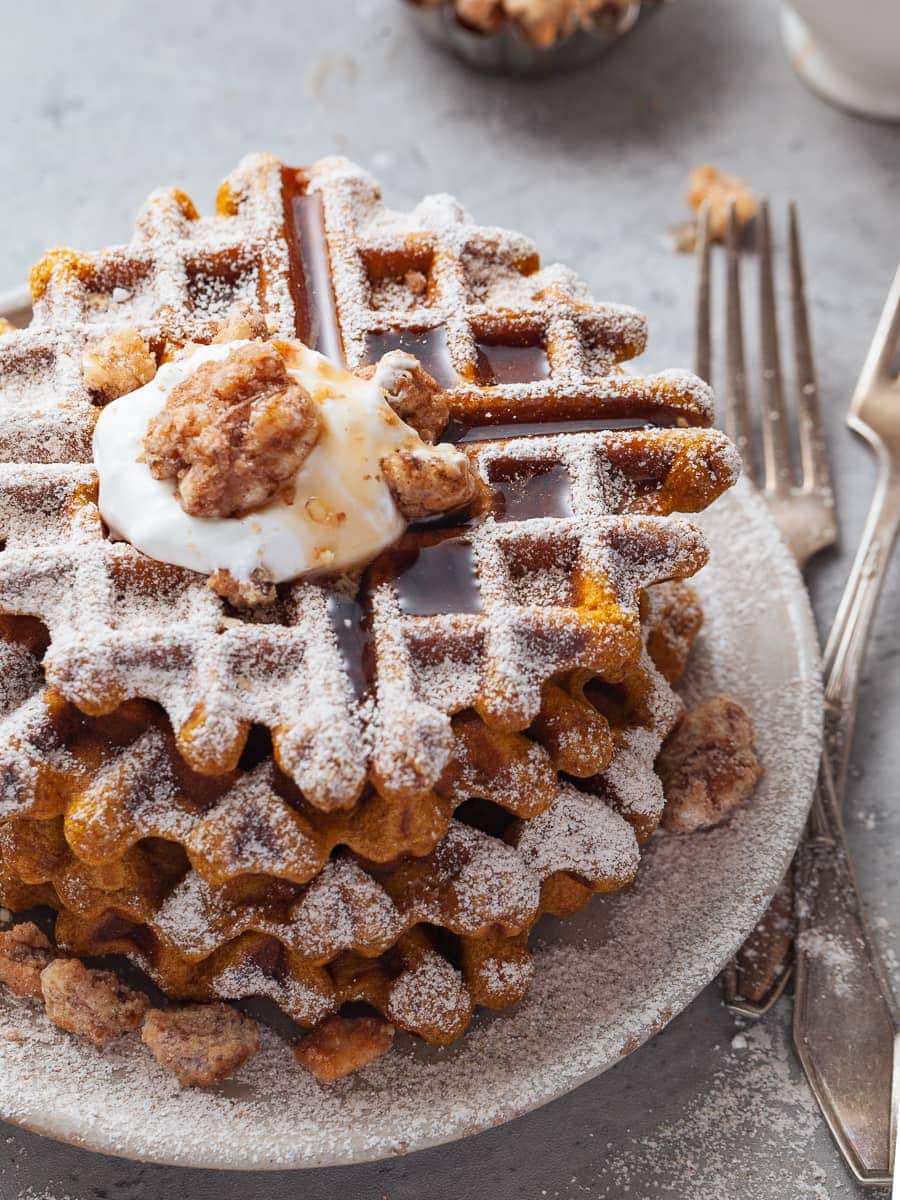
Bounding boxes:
782 0 900 121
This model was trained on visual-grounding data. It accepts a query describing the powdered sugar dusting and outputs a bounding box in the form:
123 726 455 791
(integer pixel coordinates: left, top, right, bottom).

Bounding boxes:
515 783 640 884
600 727 669 820
306 156 651 387
593 1005 835 1198
796 929 854 998
478 953 534 997
387 952 469 1032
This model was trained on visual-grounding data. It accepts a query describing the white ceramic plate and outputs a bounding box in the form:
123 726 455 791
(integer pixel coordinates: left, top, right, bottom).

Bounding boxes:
0 470 822 1170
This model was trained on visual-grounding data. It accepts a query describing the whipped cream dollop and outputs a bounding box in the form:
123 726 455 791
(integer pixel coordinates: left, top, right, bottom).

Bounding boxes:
93 341 427 582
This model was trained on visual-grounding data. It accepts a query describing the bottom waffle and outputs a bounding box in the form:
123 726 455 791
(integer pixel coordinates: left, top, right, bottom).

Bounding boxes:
0 583 699 1050
4 763 644 1044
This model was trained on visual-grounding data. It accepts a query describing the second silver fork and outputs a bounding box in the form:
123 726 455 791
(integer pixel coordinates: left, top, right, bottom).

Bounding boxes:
697 201 900 1185
697 199 837 1013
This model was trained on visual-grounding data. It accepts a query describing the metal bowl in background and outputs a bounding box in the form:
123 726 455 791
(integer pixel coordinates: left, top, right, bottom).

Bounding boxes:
404 1 660 77
0 286 32 329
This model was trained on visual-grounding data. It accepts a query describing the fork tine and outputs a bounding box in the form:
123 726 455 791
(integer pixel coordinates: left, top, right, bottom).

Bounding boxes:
724 201 754 478
757 200 794 495
788 203 832 496
694 202 712 384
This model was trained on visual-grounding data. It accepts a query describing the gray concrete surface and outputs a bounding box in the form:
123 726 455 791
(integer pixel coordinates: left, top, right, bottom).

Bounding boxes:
1 0 899 1195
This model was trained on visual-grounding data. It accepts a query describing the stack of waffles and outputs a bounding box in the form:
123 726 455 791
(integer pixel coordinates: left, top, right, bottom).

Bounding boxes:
0 155 738 1049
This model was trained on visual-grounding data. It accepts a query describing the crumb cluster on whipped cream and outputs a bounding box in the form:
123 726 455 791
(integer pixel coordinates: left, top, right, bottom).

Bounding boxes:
92 339 472 591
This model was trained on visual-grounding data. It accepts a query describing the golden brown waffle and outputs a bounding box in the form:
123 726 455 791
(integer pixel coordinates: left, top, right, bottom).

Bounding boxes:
0 154 735 809
0 584 694 1044
3 766 642 1039
0 442 714 811
0 153 733 1051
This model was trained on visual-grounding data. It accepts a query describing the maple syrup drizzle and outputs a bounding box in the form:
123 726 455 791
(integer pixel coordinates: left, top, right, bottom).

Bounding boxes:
492 464 573 522
326 593 371 699
475 341 550 385
275 173 698 657
288 193 344 364
365 326 458 389
444 415 666 444
394 538 481 616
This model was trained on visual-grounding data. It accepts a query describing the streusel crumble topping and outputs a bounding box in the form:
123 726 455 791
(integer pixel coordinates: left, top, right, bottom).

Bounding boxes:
93 338 478 601
143 341 322 519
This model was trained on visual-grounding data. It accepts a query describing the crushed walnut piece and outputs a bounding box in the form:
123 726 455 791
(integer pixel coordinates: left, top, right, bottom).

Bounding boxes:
82 328 157 403
41 959 149 1046
381 444 477 521
365 350 449 443
294 1014 395 1083
0 923 55 1000
142 1004 260 1087
688 164 759 243
143 341 322 519
404 269 428 296
644 582 703 684
659 696 763 833
207 566 276 608
212 302 270 344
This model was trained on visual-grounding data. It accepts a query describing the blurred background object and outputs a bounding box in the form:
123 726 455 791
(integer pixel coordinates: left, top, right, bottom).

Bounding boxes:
781 0 900 121
404 0 652 75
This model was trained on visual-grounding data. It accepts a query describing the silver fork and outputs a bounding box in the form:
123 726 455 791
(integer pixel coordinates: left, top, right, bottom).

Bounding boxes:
696 200 838 570
793 264 900 1187
697 206 900 1185
696 200 837 1014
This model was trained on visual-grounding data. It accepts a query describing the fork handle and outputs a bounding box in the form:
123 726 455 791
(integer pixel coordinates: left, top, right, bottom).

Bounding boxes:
728 763 898 1183
822 458 900 798
724 460 900 1016
793 758 897 1187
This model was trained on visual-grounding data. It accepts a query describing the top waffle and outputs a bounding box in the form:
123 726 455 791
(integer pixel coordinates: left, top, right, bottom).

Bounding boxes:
0 154 739 815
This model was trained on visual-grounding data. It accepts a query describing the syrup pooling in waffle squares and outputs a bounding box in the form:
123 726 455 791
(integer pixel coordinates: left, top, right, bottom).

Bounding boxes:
0 153 741 1072
0 154 737 810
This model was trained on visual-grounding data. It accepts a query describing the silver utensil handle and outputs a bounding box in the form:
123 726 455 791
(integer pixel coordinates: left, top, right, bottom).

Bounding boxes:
822 464 900 797
724 472 900 1017
793 459 900 1189
893 1082 900 1200
794 758 896 1187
